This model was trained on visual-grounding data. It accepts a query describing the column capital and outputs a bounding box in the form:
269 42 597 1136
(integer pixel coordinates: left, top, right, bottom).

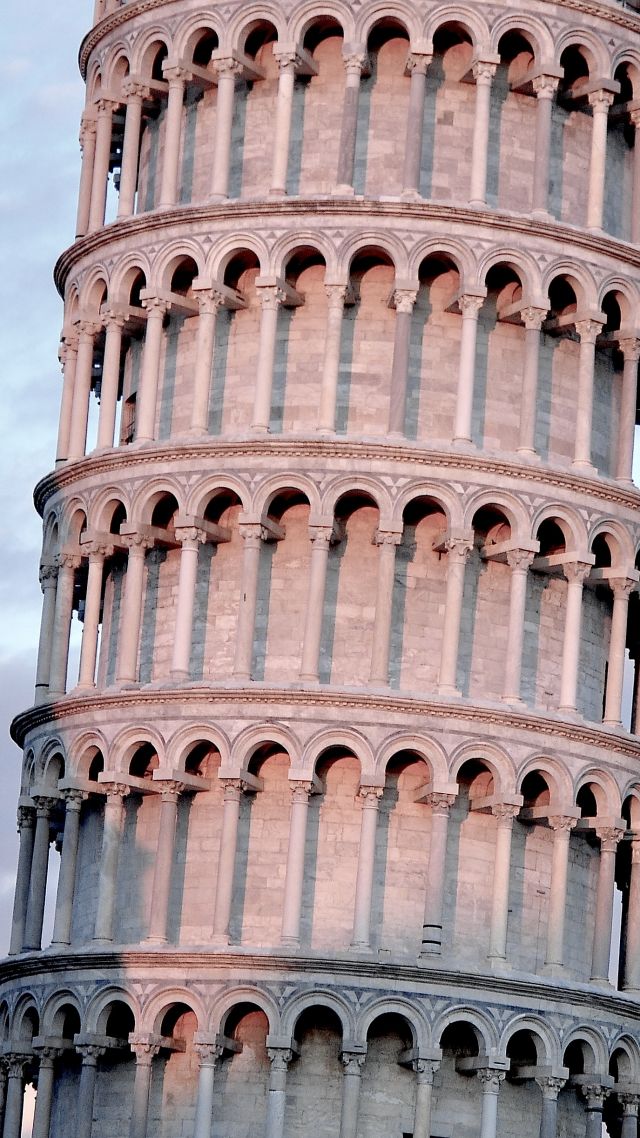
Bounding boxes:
392 287 418 315
220 777 244 803
141 296 169 318
39 563 59 589
406 52 432 76
374 530 402 548
212 56 245 82
76 1043 106 1065
256 283 287 311
324 283 349 308
102 781 130 800
32 795 57 819
122 78 151 101
506 548 536 572
76 319 102 340
79 114 97 144
358 785 384 806
63 788 86 811
413 1057 440 1082
194 1041 223 1067
95 96 121 115
532 73 560 98
575 317 604 343
290 781 313 804
440 535 474 562
595 825 625 852
33 1044 64 1064
175 525 206 550
308 524 336 549
472 60 497 83
340 1050 366 1073
158 781 184 803
5 1054 31 1079
195 288 226 316
83 540 115 560
59 334 79 363
617 337 640 361
547 814 578 833
267 1046 295 1070
535 1075 566 1099
162 64 191 86
122 532 153 553
476 1067 506 1091
491 802 521 825
274 49 301 74
582 1083 609 1109
342 52 370 78
459 293 485 317
425 792 456 813
619 1093 640 1114
100 309 126 332
588 88 615 111
129 1034 161 1064
563 560 592 586
521 306 548 331
609 576 638 599
17 805 35 832
56 551 82 571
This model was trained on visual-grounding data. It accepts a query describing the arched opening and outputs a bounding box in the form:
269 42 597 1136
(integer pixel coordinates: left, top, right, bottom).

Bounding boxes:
256 489 312 680
358 20 411 197
432 1020 484 1131
298 19 346 195
475 264 526 451
323 491 380 684
462 504 514 700
215 250 262 433
555 44 595 226
274 248 327 432
92 1002 137 1134
428 22 475 203
214 1004 270 1133
391 496 448 689
359 1012 415 1131
117 268 148 446
148 1004 199 1136
411 254 461 441
136 42 170 213
375 751 433 952
286 1006 344 1135
494 32 537 211
309 746 362 949
235 22 280 198
342 250 396 435
192 488 243 680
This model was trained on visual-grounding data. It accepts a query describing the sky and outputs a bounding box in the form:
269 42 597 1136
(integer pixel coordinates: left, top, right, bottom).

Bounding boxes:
0 0 88 953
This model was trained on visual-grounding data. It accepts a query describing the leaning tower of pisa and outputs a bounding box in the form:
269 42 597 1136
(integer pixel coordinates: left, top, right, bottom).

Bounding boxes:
6 0 640 1135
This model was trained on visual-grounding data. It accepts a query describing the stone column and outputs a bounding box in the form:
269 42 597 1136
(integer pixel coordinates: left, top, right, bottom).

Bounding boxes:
170 527 205 680
300 527 333 681
502 550 535 702
413 1059 439 1138
438 537 473 696
56 335 78 464
469 63 497 206
212 779 243 943
35 565 58 702
488 804 520 962
158 67 188 208
23 795 55 951
531 76 559 216
78 544 110 689
335 53 368 193
9 807 35 955
129 1039 160 1138
586 90 614 231
136 298 168 443
369 532 401 684
420 793 456 955
190 291 222 434
536 1076 565 1138
339 1051 366 1138
192 1041 222 1138
620 1093 640 1138
630 110 640 244
116 536 150 684
68 321 100 461
266 1048 294 1138
573 318 603 472
210 59 244 201
31 1047 62 1138
271 52 299 195
477 1069 505 1138
2 1057 27 1138
545 816 577 968
89 97 119 232
51 789 85 947
582 1085 607 1138
623 837 640 990
252 285 286 431
0 1065 7 1138
351 787 383 950
96 313 125 450
93 784 128 942
76 115 97 237
452 295 484 444
558 562 591 714
233 524 264 680
616 338 640 484
117 81 148 218
48 552 80 697
146 783 182 943
75 1046 104 1138
517 308 547 457
388 289 418 435
317 285 348 432
591 826 624 982
281 782 312 945
402 54 431 198
603 578 635 726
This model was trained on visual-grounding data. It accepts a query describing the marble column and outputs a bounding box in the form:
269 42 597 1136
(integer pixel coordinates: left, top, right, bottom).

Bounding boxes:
545 816 577 968
75 1044 105 1138
89 97 119 232
452 295 484 444
68 321 100 461
573 318 603 471
300 527 333 681
517 308 547 457
2 1057 27 1138
252 285 287 431
630 110 640 244
212 779 243 943
9 806 35 956
93 784 127 942
317 285 348 433
477 1069 505 1138
281 782 312 945
146 783 182 942
48 552 80 697
210 59 244 201
192 1041 222 1138
96 313 125 450
76 115 97 237
502 550 535 702
56 334 79 464
369 532 401 684
233 524 264 680
339 1052 366 1138
35 565 58 702
438 537 473 696
31 1047 62 1138
190 291 223 434
412 1059 439 1138
351 787 382 950
623 837 640 990
583 1085 607 1138
23 795 56 951
558 562 591 713
616 338 640 484
469 63 497 206
402 54 431 198
591 826 624 982
158 67 188 208
265 1047 294 1138
51 789 85 947
78 544 110 689
603 578 635 726
536 1076 565 1138
620 1093 640 1138
271 52 299 195
388 289 418 435
170 527 205 679
117 81 148 218
531 76 559 216
116 536 149 684
420 793 455 955
586 90 614 231
335 53 368 193
488 805 519 962
129 1039 160 1138
136 298 168 443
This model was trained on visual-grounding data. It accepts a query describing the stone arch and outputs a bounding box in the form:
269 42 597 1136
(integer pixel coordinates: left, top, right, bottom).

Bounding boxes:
213 988 280 1036
86 987 140 1034
68 731 109 778
289 2 355 44
79 266 110 316
209 235 269 281
531 504 588 553
229 722 299 774
152 242 206 293
562 1025 609 1074
432 1005 498 1053
102 43 133 92
598 277 639 326
517 754 574 812
230 7 286 54
489 12 554 64
41 991 83 1038
303 727 374 782
391 482 461 532
322 476 391 526
91 488 129 535
374 733 449 786
542 261 598 310
110 255 151 306
140 988 206 1035
270 232 336 280
282 990 354 1040
554 28 611 78
11 996 40 1043
188 475 249 517
166 724 231 772
450 740 516 796
464 488 530 546
39 741 66 790
425 5 490 53
338 232 407 278
409 237 473 290
590 518 636 569
131 478 185 524
357 997 427 1049
251 473 322 520
575 767 622 816
500 1014 560 1067
476 247 542 301
609 1034 640 1081
131 26 173 77
357 4 418 44
110 724 166 774
173 13 224 61
61 499 88 546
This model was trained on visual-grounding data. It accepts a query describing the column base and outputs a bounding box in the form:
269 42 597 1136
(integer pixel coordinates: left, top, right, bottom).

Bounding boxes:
589 975 613 987
501 695 526 708
280 936 300 949
209 193 229 204
516 447 541 461
315 426 336 436
615 476 634 487
531 208 553 222
542 961 568 979
349 942 374 955
269 187 287 198
571 460 596 475
487 954 511 973
468 198 488 209
170 669 190 682
451 436 475 450
602 717 623 728
438 684 462 698
144 935 168 945
299 672 320 683
332 184 355 196
401 189 421 201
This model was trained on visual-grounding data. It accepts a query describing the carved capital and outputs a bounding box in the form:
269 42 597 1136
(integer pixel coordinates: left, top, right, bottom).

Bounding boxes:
506 548 535 573
175 526 206 549
532 74 559 98
459 294 484 318
32 795 57 819
596 826 625 852
472 61 497 83
535 1075 566 1099
563 561 592 586
358 786 384 807
96 96 121 115
274 50 300 74
343 53 369 78
221 778 244 803
521 306 547 331
212 57 244 82
141 296 169 318
374 530 402 548
63 789 86 811
39 563 58 589
619 1093 640 1115
103 782 129 801
341 1051 366 1074
290 781 313 805
267 1047 294 1070
101 310 126 333
477 1068 506 1091
194 1042 223 1066
443 537 474 563
129 1035 160 1064
77 319 101 340
393 288 418 315
414 1058 439 1082
583 1084 608 1109
406 53 431 77
575 318 604 344
425 792 456 813
491 802 520 825
324 284 348 308
609 577 637 600
17 805 35 832
618 337 640 362
122 79 151 101
548 815 578 834
76 1043 106 1064
588 89 615 111
56 551 81 572
257 285 287 312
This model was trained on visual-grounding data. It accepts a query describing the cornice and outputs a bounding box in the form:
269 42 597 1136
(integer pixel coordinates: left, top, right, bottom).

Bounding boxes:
33 436 640 517
10 683 640 759
78 0 640 76
53 198 640 298
2 946 640 1022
